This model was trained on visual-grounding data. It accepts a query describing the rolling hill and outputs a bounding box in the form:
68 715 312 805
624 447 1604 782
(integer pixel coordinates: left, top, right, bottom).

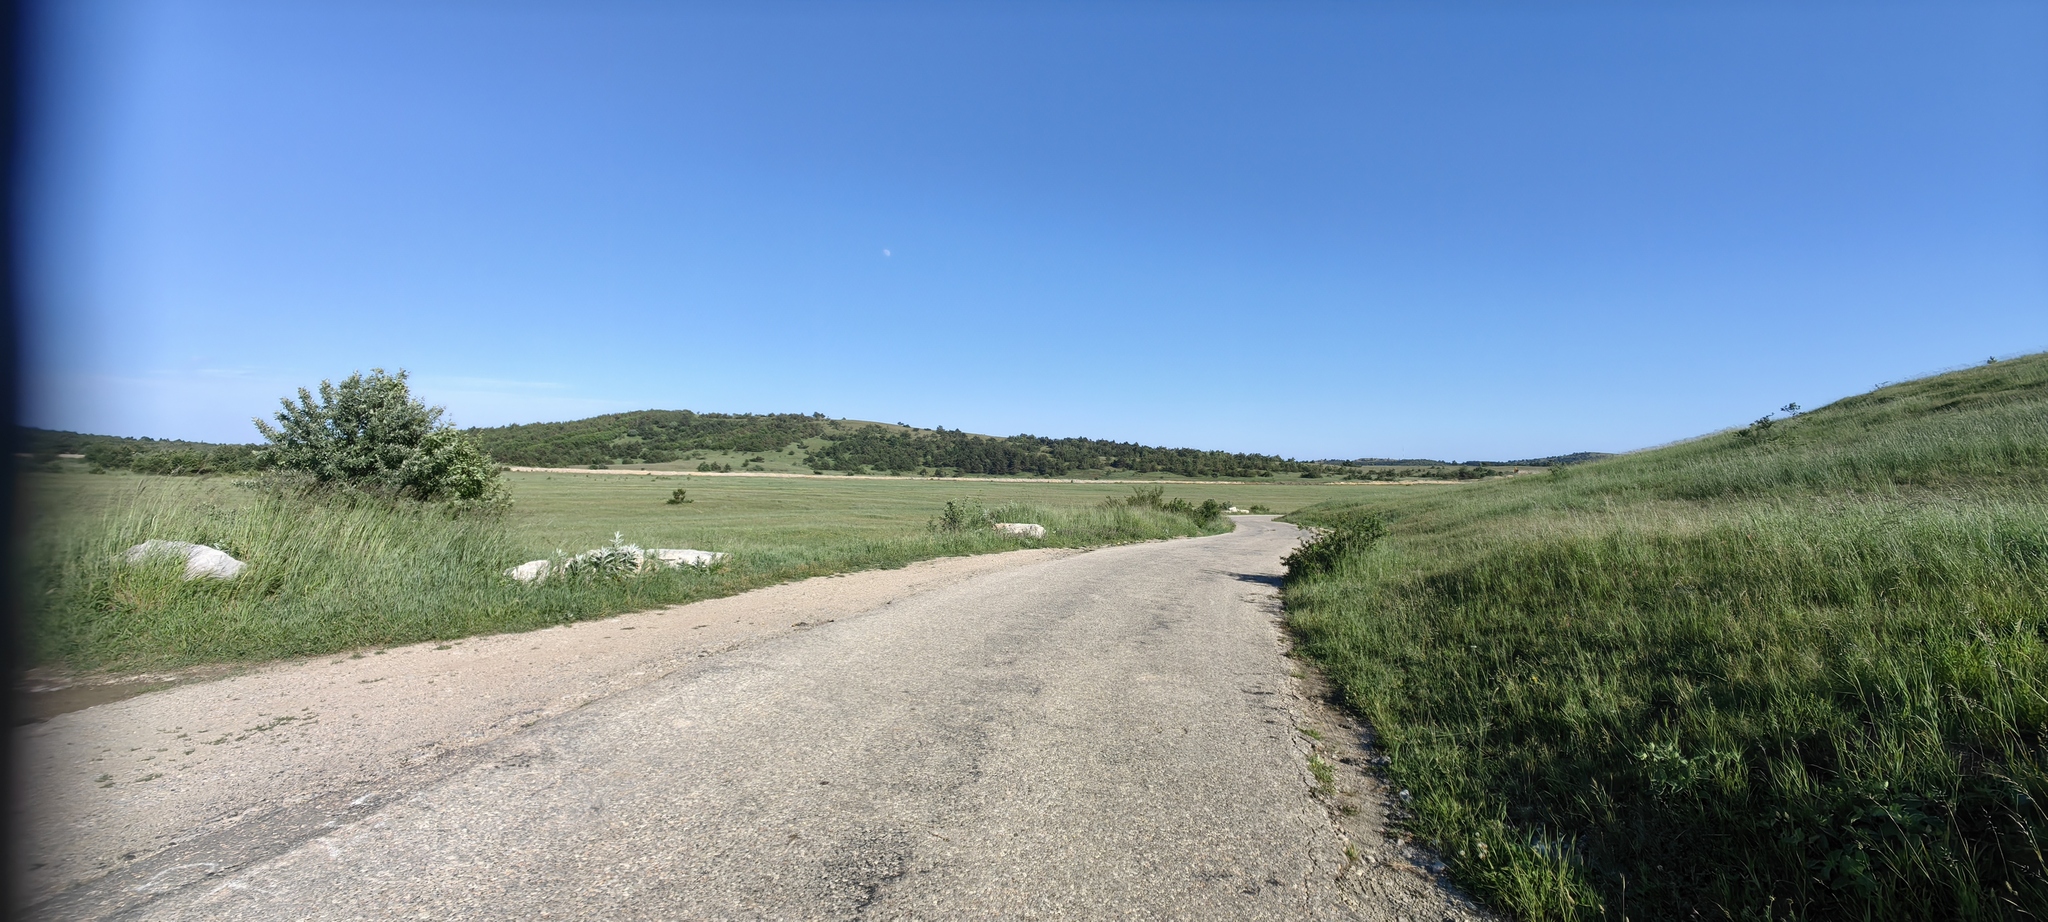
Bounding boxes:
1283 352 2048 920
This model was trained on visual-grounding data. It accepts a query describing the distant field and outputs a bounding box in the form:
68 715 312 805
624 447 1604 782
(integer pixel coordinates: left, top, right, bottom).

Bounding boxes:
22 468 1397 672
498 469 1351 549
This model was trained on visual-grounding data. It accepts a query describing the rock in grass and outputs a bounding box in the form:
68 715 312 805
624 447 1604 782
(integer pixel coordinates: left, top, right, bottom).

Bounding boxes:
505 559 553 583
506 548 724 584
650 548 727 568
122 540 246 580
993 523 1046 539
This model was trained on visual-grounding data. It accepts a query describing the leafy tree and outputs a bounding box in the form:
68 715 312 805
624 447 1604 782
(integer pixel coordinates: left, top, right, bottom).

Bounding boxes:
254 369 507 506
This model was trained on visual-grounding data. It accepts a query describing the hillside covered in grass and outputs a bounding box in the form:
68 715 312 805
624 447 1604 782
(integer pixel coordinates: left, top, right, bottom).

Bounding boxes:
1283 355 2048 920
461 410 833 467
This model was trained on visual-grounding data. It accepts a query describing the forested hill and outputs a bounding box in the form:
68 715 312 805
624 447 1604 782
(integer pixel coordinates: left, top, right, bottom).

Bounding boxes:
18 429 262 475
462 411 829 467
800 425 1315 478
462 410 1324 477
23 410 1604 480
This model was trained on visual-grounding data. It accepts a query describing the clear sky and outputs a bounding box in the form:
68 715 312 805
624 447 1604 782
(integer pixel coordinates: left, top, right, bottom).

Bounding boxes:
21 0 2048 461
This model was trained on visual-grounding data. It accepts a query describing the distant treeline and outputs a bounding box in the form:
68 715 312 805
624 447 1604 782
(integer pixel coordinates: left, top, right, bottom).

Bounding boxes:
1482 451 1614 467
18 429 265 475
463 411 830 466
454 410 1329 477
23 415 1613 482
802 427 1319 478
1328 452 1615 468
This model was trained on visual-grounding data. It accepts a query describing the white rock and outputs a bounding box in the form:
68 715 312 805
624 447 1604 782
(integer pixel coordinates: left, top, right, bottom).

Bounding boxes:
1225 506 1249 514
507 547 726 583
122 540 246 580
505 559 553 583
650 548 728 568
992 523 1046 539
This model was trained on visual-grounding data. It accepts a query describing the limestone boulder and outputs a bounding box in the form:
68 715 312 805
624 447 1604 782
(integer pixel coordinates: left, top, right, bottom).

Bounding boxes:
650 548 728 568
122 540 246 580
505 560 553 583
993 523 1047 539
506 548 726 584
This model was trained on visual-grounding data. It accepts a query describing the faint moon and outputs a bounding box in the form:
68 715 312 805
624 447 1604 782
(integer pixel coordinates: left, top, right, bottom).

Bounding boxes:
882 249 892 257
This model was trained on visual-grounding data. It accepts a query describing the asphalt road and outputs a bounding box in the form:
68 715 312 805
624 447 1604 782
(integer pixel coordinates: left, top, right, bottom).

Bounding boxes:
29 517 1481 921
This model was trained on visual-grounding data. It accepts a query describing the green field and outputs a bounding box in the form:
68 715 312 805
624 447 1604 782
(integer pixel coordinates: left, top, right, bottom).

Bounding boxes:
22 467 1386 673
499 469 1353 542
1282 355 2048 920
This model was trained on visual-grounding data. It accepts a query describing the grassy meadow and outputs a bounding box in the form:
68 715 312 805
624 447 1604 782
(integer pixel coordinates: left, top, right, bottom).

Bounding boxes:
22 468 1357 673
1282 355 2048 920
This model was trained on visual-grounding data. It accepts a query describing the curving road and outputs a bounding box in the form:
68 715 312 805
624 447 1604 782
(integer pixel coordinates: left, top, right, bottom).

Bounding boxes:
25 517 1485 920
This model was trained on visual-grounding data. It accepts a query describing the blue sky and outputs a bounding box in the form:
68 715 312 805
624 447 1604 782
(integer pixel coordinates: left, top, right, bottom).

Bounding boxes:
22 1 2048 461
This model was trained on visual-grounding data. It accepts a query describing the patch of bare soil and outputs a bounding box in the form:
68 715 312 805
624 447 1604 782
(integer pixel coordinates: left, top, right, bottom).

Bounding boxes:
1283 663 1496 920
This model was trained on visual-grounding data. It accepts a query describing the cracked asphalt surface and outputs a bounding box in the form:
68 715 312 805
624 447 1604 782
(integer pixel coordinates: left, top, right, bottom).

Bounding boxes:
23 517 1486 920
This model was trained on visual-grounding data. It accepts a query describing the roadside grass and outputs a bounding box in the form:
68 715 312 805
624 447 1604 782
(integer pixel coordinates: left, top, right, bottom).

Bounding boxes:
1282 354 2048 921
22 472 1345 672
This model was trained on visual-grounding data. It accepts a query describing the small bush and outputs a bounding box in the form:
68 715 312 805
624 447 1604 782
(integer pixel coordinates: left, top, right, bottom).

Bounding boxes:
253 368 507 507
1282 515 1387 577
560 533 644 581
1104 486 1225 525
1733 413 1779 445
665 488 693 505
1114 485 1167 509
930 499 990 532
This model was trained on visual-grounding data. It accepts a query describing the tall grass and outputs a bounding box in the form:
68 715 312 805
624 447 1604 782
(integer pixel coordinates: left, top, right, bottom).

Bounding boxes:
25 479 1230 671
1284 355 2048 920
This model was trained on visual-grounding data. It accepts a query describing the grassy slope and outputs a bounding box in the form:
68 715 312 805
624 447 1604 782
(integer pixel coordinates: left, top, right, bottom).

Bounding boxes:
1283 355 2048 921
23 471 1354 672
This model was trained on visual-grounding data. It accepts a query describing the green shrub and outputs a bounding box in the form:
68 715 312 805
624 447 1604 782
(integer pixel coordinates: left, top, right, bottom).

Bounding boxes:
1281 515 1386 576
559 533 645 581
1117 485 1167 508
254 369 506 507
930 499 989 532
